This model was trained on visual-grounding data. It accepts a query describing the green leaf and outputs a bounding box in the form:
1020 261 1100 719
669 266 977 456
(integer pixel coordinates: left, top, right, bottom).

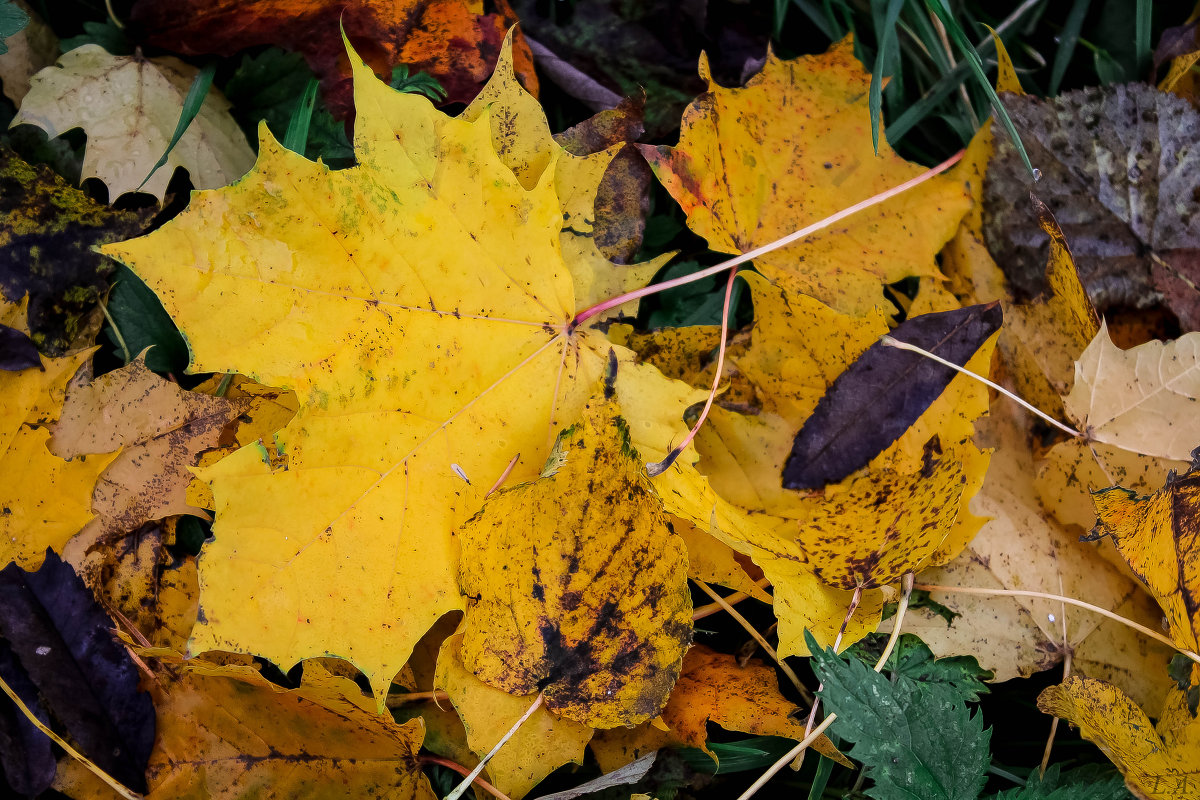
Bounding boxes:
989 764 1131 800
848 634 993 702
869 0 907 155
282 78 319 155
58 18 131 55
105 264 189 374
389 64 446 101
0 0 29 55
139 62 217 190
806 629 991 800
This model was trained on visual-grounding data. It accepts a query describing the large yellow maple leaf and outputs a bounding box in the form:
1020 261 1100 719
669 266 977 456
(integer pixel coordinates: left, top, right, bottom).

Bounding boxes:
639 37 970 317
99 40 747 706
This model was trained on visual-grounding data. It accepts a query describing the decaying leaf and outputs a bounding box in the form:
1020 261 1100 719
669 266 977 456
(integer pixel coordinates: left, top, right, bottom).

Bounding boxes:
0 298 115 569
1039 676 1200 800
0 549 155 794
1064 324 1200 461
436 631 591 799
458 397 692 728
640 36 969 316
1092 460 1200 651
590 645 848 771
130 0 537 114
50 355 247 543
11 44 255 201
0 144 147 354
140 660 435 799
898 408 1173 712
985 85 1200 328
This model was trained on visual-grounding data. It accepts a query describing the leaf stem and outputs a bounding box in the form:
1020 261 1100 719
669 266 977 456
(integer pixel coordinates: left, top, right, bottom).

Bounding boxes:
646 266 739 476
443 693 543 800
879 335 1085 439
570 150 964 329
692 579 812 705
914 582 1200 665
0 672 142 800
421 756 512 800
691 577 771 621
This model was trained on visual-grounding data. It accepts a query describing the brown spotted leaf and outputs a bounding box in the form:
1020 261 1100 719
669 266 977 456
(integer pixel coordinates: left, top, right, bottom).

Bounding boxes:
458 394 692 728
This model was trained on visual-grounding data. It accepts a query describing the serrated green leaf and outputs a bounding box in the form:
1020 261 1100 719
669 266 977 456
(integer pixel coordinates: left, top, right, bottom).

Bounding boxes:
989 764 1132 800
0 0 29 55
105 264 188 373
806 630 990 800
849 634 992 702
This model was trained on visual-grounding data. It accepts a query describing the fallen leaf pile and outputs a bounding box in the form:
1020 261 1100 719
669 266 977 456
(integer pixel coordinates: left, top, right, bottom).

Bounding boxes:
4 6 1200 799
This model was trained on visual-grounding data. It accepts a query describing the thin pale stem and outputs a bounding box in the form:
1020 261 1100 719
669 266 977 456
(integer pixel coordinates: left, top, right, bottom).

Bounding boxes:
422 756 512 800
444 693 543 800
803 586 864 746
0 672 142 800
880 336 1085 439
571 150 964 328
692 579 812 704
915 582 1200 664
646 267 738 476
876 573 916 669
486 453 521 496
692 577 772 621
99 297 132 364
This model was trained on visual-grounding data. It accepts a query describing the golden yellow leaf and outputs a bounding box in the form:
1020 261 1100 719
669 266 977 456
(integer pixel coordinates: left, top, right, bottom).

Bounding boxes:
99 37 754 707
1092 463 1200 651
1007 196 1100 397
639 37 969 316
898 407 1172 711
0 298 116 569
142 661 435 800
49 355 246 541
436 631 591 799
458 395 691 728
1039 676 1200 799
460 35 668 318
11 45 254 201
1064 325 1200 461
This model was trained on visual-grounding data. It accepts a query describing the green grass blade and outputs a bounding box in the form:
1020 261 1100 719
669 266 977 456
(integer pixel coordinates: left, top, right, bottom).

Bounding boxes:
1049 0 1090 95
139 62 216 191
870 0 909 155
925 1 1036 179
1135 0 1151 78
282 78 319 155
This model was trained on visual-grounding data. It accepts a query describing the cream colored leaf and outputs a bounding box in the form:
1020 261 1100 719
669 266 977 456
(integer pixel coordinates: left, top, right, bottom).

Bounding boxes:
1064 323 1200 461
11 44 254 201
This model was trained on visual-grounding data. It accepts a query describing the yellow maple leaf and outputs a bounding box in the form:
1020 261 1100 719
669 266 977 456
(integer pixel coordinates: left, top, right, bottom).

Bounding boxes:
458 394 692 728
1 298 116 569
1092 462 1200 652
1039 675 1200 799
99 38 752 706
11 45 255 201
639 37 970 316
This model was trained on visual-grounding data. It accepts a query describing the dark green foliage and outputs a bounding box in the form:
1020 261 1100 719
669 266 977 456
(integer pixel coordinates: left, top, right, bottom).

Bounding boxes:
808 629 991 800
0 0 28 54
104 264 189 373
849 633 993 702
991 764 1131 800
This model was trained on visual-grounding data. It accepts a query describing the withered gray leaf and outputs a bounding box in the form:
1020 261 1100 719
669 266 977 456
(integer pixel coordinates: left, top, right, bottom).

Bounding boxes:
984 85 1200 329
